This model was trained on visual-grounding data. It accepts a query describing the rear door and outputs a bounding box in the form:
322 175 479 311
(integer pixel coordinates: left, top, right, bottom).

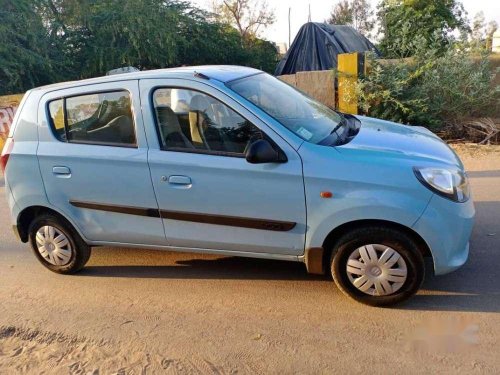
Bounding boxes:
140 78 307 256
37 80 165 245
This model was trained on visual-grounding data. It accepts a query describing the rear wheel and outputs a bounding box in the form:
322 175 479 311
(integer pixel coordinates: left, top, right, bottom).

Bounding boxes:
331 226 425 307
28 214 91 274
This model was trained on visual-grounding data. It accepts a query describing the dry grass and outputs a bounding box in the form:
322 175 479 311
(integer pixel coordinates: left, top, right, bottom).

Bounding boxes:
450 142 500 157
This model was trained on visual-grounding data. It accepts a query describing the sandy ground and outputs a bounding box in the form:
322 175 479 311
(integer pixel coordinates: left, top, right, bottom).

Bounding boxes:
0 145 499 374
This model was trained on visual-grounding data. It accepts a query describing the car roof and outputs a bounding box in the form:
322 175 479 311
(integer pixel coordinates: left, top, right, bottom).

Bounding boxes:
31 65 262 93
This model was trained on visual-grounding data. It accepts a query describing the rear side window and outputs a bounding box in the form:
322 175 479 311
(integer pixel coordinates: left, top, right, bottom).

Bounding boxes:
47 90 136 147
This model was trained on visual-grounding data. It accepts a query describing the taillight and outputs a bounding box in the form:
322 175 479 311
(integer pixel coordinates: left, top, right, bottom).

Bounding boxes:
1 138 14 173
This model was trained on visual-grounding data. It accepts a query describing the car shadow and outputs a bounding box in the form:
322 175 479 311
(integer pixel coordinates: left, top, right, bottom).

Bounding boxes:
404 270 500 313
80 201 499 313
403 200 500 313
82 255 325 282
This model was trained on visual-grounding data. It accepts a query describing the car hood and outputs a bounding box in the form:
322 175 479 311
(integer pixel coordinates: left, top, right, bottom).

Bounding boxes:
338 116 463 168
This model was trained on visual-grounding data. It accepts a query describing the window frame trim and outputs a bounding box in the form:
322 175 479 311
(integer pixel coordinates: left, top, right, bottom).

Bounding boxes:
149 85 272 158
46 89 138 149
46 98 66 141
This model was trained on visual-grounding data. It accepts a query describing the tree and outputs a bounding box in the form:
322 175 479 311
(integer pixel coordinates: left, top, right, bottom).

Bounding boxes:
37 0 193 76
38 0 277 78
0 0 62 94
351 0 375 36
327 0 374 37
471 11 486 41
377 0 469 58
486 21 498 39
211 0 275 42
470 11 498 50
486 21 499 50
0 0 278 95
327 0 353 26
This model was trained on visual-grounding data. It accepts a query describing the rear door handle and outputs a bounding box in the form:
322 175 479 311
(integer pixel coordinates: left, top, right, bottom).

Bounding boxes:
52 166 71 178
167 175 192 186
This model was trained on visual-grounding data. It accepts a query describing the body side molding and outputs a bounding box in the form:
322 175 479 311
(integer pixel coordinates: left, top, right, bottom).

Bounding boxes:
69 200 296 232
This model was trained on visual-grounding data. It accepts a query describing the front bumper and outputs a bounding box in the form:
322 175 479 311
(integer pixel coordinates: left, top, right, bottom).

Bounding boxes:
412 194 475 275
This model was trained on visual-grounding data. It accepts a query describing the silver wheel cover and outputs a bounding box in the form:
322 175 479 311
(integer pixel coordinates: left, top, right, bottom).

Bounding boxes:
346 244 408 296
35 226 73 266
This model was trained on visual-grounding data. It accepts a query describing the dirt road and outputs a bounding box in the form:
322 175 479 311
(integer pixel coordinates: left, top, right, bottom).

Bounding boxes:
1 146 499 374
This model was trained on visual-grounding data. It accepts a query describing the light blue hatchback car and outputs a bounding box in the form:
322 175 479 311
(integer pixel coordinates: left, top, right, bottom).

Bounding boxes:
1 66 474 306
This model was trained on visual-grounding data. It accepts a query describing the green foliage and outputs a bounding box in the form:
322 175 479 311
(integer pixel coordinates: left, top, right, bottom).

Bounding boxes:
470 11 498 51
0 0 62 94
377 0 469 58
211 0 276 42
327 0 353 25
327 0 374 37
0 0 277 95
358 47 499 133
244 38 279 72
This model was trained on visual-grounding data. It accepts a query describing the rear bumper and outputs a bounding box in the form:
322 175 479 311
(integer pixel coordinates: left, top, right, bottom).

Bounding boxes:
5 176 21 238
412 194 474 275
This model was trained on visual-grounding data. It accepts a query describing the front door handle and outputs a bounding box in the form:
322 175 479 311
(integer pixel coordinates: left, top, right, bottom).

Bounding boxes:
167 175 192 186
52 166 71 178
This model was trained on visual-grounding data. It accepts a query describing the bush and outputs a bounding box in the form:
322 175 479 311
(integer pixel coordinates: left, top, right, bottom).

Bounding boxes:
357 47 499 137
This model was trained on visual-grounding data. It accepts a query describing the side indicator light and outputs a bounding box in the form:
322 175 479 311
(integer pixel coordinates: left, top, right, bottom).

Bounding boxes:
320 191 333 198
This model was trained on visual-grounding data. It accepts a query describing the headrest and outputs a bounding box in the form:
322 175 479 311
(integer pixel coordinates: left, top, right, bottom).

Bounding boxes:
190 95 212 112
156 106 177 124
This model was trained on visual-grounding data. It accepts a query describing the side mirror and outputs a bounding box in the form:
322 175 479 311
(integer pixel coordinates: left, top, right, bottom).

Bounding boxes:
245 139 286 164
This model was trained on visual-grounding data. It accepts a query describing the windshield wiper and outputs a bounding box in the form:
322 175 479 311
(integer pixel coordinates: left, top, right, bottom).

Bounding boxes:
330 113 348 145
317 115 346 146
318 113 357 146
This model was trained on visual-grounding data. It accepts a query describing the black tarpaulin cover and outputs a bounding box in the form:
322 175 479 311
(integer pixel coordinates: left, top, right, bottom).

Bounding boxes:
275 22 380 75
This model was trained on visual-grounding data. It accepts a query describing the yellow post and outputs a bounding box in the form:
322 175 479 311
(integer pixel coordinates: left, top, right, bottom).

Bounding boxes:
337 52 365 114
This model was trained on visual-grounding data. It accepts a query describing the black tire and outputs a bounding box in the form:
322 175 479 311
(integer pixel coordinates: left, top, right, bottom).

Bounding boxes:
28 214 91 274
330 226 424 307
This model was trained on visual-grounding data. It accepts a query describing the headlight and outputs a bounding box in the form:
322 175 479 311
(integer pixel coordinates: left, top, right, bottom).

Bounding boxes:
414 167 470 202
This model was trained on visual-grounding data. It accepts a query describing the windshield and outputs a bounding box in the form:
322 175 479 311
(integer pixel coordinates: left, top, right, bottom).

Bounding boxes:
226 73 343 144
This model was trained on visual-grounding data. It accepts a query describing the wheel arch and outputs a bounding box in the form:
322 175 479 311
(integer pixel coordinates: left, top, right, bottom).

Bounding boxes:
17 205 85 243
305 219 432 275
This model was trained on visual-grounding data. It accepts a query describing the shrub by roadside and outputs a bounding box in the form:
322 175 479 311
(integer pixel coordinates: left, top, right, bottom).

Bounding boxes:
357 47 499 143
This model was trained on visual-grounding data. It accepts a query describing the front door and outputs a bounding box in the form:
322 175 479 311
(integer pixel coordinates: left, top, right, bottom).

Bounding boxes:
140 79 307 255
37 81 165 245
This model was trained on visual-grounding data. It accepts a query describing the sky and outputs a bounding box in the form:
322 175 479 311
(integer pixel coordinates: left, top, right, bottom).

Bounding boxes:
191 0 500 46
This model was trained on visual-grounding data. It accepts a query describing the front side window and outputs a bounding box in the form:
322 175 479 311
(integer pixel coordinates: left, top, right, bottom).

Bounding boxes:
227 73 343 144
152 88 262 155
48 90 136 147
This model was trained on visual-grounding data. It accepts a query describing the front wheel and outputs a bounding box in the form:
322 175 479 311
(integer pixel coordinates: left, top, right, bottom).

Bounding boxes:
331 226 425 307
